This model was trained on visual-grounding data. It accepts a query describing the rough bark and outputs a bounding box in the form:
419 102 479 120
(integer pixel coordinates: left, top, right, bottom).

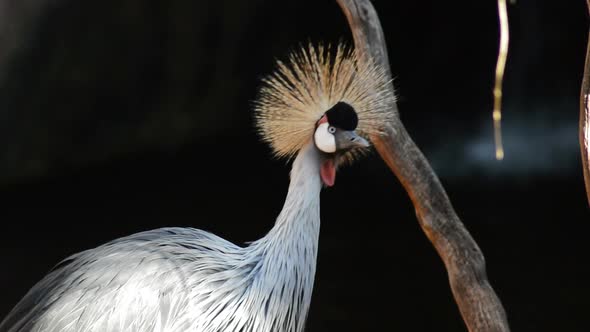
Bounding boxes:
580 0 590 207
336 1 511 331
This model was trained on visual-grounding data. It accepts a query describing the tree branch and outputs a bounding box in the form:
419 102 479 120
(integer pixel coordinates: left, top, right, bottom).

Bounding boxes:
580 0 590 207
336 1 511 331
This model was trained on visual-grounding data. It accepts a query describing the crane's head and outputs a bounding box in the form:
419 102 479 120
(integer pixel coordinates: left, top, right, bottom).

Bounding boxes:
313 101 368 186
254 43 396 186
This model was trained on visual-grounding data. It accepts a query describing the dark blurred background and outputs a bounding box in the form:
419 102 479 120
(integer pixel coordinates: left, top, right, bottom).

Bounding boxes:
0 0 588 331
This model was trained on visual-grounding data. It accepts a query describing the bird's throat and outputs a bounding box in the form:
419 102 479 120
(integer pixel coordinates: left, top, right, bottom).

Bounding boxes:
320 158 335 187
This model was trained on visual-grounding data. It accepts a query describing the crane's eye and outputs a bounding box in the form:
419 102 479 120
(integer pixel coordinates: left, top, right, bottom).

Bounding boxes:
314 122 336 153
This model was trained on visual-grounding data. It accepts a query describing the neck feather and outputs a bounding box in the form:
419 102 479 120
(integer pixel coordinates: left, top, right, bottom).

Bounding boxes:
265 141 322 239
246 141 323 331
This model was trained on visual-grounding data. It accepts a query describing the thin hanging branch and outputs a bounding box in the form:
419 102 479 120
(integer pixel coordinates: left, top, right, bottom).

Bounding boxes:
335 1 510 331
580 0 590 207
492 0 510 161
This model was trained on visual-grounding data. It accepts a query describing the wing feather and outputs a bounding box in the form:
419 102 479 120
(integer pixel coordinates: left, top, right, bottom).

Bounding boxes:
0 227 242 332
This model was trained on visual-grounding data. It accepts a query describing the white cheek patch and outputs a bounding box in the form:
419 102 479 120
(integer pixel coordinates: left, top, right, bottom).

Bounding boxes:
314 122 336 153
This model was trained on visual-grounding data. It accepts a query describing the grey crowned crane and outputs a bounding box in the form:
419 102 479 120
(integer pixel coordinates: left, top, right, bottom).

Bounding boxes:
0 43 395 332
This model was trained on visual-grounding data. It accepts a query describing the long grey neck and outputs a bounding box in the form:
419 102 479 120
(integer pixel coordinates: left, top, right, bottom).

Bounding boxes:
254 140 322 258
266 141 322 236
247 141 323 331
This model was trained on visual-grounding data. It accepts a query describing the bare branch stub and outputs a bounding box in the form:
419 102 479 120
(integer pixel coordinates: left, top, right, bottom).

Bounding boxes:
336 0 511 331
580 0 590 207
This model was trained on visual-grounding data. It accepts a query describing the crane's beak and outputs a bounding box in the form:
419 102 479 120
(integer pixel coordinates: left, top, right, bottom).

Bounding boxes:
335 130 369 150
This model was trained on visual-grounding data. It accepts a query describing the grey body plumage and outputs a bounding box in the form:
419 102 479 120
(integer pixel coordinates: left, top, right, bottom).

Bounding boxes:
2 143 322 332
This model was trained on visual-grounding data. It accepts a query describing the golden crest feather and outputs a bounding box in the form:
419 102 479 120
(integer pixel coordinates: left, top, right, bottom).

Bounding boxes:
254 42 396 160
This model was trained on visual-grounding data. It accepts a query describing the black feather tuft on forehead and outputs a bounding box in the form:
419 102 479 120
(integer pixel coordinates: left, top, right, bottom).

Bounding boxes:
325 102 358 131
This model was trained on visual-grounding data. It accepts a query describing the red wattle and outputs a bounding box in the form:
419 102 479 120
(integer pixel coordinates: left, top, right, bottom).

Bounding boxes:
320 159 335 187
